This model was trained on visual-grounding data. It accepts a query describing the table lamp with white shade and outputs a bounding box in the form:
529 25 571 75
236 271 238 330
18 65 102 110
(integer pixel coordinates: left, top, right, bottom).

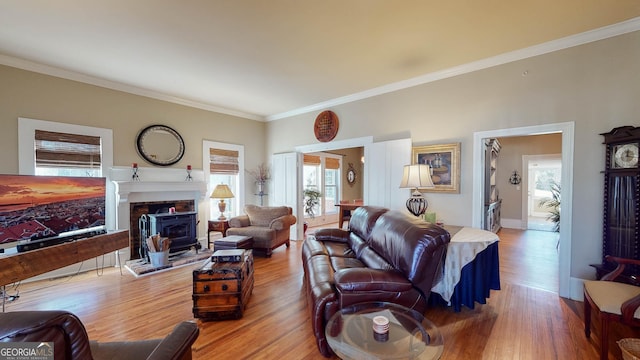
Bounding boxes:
211 184 234 220
399 164 435 217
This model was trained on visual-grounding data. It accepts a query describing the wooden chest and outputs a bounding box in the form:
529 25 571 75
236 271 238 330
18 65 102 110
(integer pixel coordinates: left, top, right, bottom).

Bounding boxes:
192 250 254 320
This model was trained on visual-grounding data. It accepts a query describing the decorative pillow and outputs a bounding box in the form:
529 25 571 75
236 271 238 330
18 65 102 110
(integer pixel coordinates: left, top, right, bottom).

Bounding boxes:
245 205 290 227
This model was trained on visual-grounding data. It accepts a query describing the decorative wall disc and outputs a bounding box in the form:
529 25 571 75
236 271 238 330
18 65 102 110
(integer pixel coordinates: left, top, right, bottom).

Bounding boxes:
314 110 339 142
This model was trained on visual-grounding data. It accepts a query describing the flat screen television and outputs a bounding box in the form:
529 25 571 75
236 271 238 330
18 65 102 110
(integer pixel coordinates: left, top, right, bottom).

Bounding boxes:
0 174 106 252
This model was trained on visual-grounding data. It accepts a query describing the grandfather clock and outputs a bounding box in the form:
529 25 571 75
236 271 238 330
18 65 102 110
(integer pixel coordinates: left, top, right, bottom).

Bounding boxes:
597 126 640 281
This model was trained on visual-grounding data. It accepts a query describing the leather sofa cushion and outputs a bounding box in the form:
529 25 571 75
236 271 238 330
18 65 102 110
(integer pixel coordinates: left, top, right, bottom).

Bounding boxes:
335 268 413 293
330 256 365 270
347 233 369 257
323 241 357 258
369 211 450 296
358 246 395 270
302 236 330 258
313 228 348 242
348 206 388 241
306 255 336 284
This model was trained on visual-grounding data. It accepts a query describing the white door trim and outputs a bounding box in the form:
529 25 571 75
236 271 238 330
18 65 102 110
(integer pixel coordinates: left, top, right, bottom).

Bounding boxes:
473 122 574 298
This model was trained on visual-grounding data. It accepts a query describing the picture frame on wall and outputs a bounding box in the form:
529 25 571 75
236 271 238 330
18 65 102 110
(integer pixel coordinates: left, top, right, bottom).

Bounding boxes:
412 143 461 193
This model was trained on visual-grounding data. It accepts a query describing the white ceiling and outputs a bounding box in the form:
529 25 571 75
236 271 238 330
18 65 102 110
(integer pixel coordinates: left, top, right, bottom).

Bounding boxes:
1 1 639 121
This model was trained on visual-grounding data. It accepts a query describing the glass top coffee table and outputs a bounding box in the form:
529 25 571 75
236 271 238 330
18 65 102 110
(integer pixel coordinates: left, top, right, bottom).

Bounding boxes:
325 302 443 360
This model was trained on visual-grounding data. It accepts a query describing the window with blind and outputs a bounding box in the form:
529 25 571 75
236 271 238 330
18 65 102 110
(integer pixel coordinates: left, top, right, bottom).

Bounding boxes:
206 144 242 219
209 148 239 175
324 157 340 214
35 130 102 177
303 153 341 221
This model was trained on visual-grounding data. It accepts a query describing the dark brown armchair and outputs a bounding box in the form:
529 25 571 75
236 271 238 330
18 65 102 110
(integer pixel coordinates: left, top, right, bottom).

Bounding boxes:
0 310 199 360
584 256 640 360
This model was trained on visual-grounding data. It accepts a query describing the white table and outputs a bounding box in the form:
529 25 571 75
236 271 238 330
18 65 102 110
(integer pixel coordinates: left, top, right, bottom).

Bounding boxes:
431 226 500 311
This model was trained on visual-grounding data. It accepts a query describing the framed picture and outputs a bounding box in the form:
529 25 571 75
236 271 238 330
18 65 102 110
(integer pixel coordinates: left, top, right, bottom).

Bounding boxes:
412 143 461 193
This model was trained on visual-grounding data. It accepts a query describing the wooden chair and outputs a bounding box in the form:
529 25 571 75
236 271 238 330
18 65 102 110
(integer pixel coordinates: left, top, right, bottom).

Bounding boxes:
584 255 640 360
341 208 352 229
338 200 363 229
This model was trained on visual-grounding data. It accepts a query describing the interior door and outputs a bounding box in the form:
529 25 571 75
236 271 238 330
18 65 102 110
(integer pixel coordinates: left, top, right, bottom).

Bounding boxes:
271 152 302 240
524 154 562 231
365 138 411 212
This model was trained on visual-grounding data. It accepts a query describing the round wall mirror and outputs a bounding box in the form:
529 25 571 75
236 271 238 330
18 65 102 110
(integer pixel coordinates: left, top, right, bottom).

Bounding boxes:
346 163 356 186
136 124 185 166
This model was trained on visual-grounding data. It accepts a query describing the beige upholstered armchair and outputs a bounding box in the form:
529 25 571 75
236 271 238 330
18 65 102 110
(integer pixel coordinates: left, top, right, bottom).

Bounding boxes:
227 205 296 257
584 255 640 360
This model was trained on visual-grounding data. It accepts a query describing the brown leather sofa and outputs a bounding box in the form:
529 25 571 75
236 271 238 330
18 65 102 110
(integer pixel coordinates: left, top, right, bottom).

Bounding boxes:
302 206 451 357
0 310 199 360
227 204 297 257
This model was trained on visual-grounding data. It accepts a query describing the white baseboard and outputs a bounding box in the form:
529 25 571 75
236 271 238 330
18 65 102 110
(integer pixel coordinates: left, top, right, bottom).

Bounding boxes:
569 277 585 301
500 218 524 229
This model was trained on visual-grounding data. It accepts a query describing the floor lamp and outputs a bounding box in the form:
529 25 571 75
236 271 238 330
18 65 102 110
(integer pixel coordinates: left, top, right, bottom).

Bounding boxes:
399 164 435 217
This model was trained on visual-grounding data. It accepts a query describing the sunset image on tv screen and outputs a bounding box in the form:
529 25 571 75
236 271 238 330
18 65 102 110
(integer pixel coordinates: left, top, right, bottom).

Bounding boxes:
0 175 106 244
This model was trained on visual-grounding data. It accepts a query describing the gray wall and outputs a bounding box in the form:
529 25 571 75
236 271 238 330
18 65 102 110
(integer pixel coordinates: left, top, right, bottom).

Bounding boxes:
2 29 639 290
327 147 364 201
498 134 562 222
0 65 267 199
265 31 640 282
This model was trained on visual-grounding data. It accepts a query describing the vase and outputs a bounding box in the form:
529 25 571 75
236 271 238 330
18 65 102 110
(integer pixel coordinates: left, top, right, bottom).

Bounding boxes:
256 180 265 195
256 180 267 206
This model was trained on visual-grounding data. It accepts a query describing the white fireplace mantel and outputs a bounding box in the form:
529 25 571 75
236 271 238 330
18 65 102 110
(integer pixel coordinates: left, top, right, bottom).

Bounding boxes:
112 180 208 231
113 181 208 204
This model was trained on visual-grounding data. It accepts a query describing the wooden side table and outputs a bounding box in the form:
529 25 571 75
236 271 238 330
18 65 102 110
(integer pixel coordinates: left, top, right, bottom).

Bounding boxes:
208 220 229 249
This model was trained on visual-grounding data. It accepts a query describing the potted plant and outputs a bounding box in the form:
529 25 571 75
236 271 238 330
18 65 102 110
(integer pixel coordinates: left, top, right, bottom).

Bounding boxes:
247 163 271 184
247 163 271 205
304 188 321 218
303 188 321 233
538 180 560 232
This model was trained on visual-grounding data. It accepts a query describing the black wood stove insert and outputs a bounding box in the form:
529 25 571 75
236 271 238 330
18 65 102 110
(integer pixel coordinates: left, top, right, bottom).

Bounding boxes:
139 211 199 259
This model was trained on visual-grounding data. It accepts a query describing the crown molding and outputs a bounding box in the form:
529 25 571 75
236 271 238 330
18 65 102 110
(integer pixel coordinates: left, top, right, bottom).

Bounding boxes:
1 16 638 123
267 17 640 121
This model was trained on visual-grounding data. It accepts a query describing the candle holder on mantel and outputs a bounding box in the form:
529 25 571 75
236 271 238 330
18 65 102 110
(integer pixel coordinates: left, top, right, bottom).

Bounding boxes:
132 163 140 181
185 165 193 181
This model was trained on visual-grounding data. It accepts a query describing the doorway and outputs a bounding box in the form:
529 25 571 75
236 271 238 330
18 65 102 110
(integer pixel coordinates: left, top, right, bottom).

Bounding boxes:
472 122 574 299
524 154 561 232
302 152 342 228
302 147 364 229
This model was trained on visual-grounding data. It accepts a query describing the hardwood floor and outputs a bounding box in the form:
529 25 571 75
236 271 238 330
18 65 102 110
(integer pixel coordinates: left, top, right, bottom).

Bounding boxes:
498 228 559 293
3 228 639 359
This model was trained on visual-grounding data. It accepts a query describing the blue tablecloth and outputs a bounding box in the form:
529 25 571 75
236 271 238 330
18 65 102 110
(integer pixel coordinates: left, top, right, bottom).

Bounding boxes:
430 242 501 312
